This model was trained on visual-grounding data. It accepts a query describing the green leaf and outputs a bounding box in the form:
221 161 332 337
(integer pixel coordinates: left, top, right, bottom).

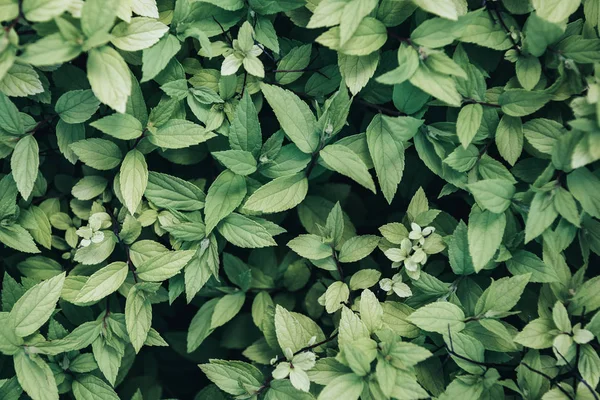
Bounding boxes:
276 44 313 85
70 138 123 170
90 113 143 140
187 298 218 352
199 360 263 397
212 150 257 176
317 373 364 400
413 0 461 20
525 191 558 243
349 269 382 290
56 120 85 164
506 250 559 283
72 375 119 400
366 114 422 203
338 235 380 263
9 272 65 337
498 89 552 117
22 0 70 22
376 42 419 85
125 284 153 353
316 18 387 56
444 145 479 172
448 221 475 275
516 55 542 90
142 34 182 82
0 224 40 254
205 170 247 234
495 115 523 166
456 104 483 149
111 17 169 51
81 0 118 37
229 90 262 157
288 234 332 260
407 302 466 334
0 92 23 135
217 213 277 248
467 179 515 213
244 172 309 214
211 292 246 329
87 46 132 113
136 250 195 282
120 149 148 215
474 273 530 316
75 262 128 304
514 318 556 348
18 206 52 250
532 0 581 23
148 119 216 149
274 304 325 353
55 89 100 124
72 175 108 200
409 63 462 107
14 349 58 400
11 135 39 199
0 312 23 355
339 52 379 95
468 206 506 272
324 281 350 313
567 167 600 219
145 171 205 211
320 144 376 193
260 83 318 154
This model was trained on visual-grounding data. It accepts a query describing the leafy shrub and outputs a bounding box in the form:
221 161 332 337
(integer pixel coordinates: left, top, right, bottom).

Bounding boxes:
1 0 600 399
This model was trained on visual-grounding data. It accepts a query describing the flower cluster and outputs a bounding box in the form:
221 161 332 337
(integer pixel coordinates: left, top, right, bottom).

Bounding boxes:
271 342 317 392
383 223 435 280
75 212 111 247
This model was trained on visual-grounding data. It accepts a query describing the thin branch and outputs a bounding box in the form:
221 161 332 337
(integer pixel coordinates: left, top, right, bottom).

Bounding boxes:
293 333 338 356
213 17 232 45
521 362 575 400
486 1 521 54
555 348 599 400
463 99 501 108
358 100 405 117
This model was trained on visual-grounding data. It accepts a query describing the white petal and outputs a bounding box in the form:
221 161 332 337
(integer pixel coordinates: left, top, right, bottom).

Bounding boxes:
292 352 316 370
272 363 291 380
408 231 421 240
290 369 311 392
384 248 405 262
391 273 403 283
393 283 412 298
410 222 421 233
423 226 434 235
221 54 242 75
406 267 420 280
379 278 393 291
284 348 294 361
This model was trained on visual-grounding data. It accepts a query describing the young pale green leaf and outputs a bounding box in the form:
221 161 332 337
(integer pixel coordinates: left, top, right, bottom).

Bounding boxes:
338 52 379 95
468 206 506 272
0 224 40 254
516 55 542 91
120 149 148 215
474 273 530 316
244 172 308 214
499 89 552 117
125 284 153 353
145 171 205 211
87 46 132 113
409 63 462 107
376 42 419 85
111 17 169 51
495 115 523 166
212 150 257 176
9 272 65 337
514 318 556 349
525 191 558 243
70 138 123 170
21 0 70 22
413 0 461 20
204 170 247 234
14 349 58 400
72 176 108 200
288 234 332 260
136 250 195 282
90 113 143 140
324 281 350 313
217 213 277 248
276 44 313 85
506 250 559 283
75 262 128 304
320 144 376 193
457 103 483 149
260 83 318 154
467 179 515 213
148 119 216 149
407 302 466 334
199 360 263 397
338 235 380 263
142 34 182 82
211 292 246 329
229 90 262 158
72 375 119 400
274 305 325 353
11 135 39 199
56 120 85 164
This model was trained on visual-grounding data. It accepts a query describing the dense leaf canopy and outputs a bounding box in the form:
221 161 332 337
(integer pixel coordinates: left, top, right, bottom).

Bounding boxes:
1 0 600 399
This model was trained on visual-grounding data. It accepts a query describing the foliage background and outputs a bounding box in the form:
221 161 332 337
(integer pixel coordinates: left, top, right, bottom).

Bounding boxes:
1 0 600 399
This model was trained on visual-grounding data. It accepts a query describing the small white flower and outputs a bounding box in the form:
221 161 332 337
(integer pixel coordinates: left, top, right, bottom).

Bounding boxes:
379 273 412 298
80 238 91 247
272 348 316 392
408 223 435 245
384 238 412 268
